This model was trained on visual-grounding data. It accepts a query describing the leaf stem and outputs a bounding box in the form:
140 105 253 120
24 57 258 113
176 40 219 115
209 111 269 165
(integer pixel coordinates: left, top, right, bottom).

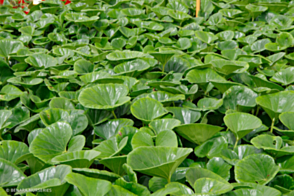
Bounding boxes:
234 138 239 150
270 118 275 133
255 106 260 116
112 110 117 119
92 133 96 148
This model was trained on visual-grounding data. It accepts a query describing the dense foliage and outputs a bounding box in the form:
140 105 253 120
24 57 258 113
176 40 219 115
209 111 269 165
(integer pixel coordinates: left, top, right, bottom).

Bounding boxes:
1 0 294 195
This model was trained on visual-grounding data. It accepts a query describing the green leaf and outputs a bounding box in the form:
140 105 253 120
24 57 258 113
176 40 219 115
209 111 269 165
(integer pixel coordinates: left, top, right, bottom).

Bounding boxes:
280 112 294 130
256 91 294 120
174 123 223 145
271 67 294 86
105 185 137 196
29 122 72 164
17 165 71 195
251 134 294 157
40 108 88 136
195 31 218 44
100 156 127 176
78 84 130 110
207 157 232 180
155 130 178 147
221 86 258 112
106 51 144 61
0 39 24 57
0 141 29 163
131 131 154 149
114 178 150 196
51 150 101 168
194 136 228 158
193 178 233 195
235 154 279 185
149 119 181 134
94 137 128 158
49 97 75 110
0 158 26 187
186 68 226 84
25 53 58 69
94 118 134 140
74 59 94 74
166 107 201 124
224 112 262 141
131 98 168 123
65 172 112 196
127 147 192 181
186 167 228 188
72 168 120 182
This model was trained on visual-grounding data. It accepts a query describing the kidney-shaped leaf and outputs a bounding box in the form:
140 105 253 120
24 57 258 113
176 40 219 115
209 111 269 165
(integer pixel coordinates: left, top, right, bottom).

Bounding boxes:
256 91 294 120
0 141 29 163
131 98 168 123
94 118 134 140
78 84 130 110
0 158 26 187
166 107 201 124
127 146 192 181
29 122 72 164
186 167 228 188
235 154 279 185
0 39 24 57
25 53 58 69
174 123 223 145
16 165 71 195
251 135 294 157
149 118 181 134
51 150 101 168
224 112 262 141
193 178 233 195
94 137 128 158
65 172 112 196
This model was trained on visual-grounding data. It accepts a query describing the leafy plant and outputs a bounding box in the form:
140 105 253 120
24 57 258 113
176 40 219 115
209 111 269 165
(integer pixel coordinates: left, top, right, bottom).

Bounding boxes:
1 0 294 195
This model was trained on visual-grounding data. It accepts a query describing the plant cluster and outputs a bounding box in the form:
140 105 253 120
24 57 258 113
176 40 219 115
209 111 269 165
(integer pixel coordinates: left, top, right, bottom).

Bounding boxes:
1 0 294 195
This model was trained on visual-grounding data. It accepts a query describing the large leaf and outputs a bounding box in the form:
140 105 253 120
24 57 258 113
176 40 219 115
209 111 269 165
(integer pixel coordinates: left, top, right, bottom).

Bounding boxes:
0 39 24 57
127 147 192 181
16 165 71 195
25 53 58 69
251 135 294 157
40 108 88 136
78 84 130 110
149 118 181 134
0 141 29 163
174 123 223 145
0 158 26 187
29 122 72 164
94 137 128 158
131 98 168 123
224 112 262 141
193 178 233 195
256 91 294 120
166 107 201 124
235 154 279 185
94 118 134 140
186 68 226 84
51 150 101 168
186 167 228 188
65 172 112 196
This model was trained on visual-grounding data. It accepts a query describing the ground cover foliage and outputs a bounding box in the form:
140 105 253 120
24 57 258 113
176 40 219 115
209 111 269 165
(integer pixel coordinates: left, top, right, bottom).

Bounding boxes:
1 0 294 195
